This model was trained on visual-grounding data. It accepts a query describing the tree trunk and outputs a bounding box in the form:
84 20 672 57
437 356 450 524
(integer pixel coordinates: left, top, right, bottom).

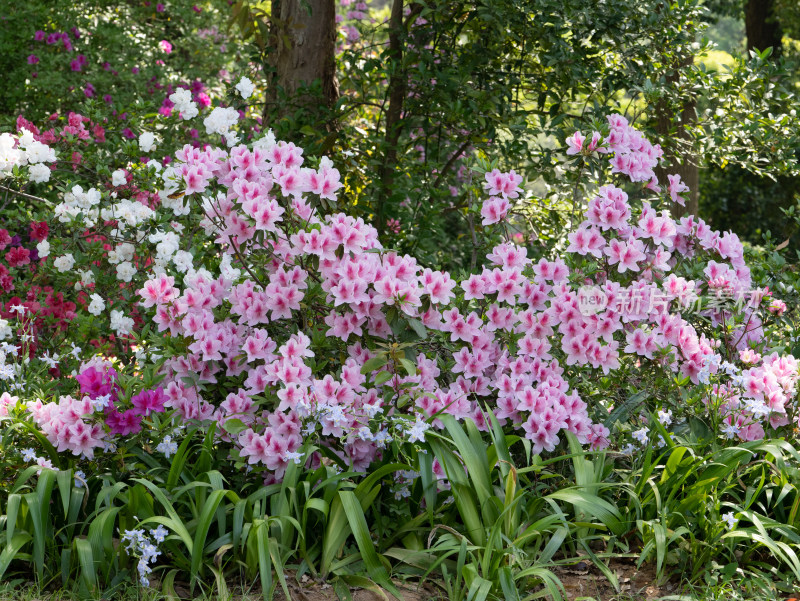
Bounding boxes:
264 0 338 125
745 0 783 57
376 0 406 235
654 55 699 219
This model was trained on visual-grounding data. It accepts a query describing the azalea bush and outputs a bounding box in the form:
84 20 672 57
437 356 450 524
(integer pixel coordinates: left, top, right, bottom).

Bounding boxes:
2 76 800 597
1 91 798 473
0 0 243 124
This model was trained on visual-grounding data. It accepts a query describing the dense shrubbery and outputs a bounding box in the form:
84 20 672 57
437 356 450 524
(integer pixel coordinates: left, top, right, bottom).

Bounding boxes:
2 80 800 598
2 2 800 600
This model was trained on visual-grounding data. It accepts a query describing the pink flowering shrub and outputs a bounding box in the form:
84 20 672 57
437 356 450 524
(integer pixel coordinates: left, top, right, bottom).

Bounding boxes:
1 105 797 486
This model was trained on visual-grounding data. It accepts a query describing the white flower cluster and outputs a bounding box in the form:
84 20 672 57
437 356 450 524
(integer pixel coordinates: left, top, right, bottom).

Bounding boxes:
110 310 135 335
157 168 190 216
116 262 138 283
36 239 50 258
111 169 127 187
100 198 155 229
0 130 56 182
235 76 255 99
138 131 159 154
87 294 106 316
0 318 11 341
203 106 239 146
122 526 168 586
53 253 76 273
169 87 199 120
107 243 139 282
253 128 276 153
149 230 181 272
0 133 22 176
107 243 135 265
55 185 102 226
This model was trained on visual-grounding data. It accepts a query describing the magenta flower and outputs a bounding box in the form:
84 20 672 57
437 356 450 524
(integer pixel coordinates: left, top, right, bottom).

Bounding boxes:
27 54 39 64
83 83 96 98
103 94 113 104
156 2 165 11
77 365 119 399
34 30 45 41
131 388 167 416
105 408 142 436
159 39 172 53
70 59 81 72
122 127 135 139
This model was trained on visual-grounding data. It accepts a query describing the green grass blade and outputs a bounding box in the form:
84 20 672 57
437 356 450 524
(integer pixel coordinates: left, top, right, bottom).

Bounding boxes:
190 489 233 581
74 537 97 592
339 490 400 599
0 533 32 580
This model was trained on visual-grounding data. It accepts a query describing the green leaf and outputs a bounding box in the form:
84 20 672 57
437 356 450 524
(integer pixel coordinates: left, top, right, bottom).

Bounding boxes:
399 358 416 376
223 418 248 435
361 357 388 374
374 371 393 386
190 489 235 582
75 538 97 591
339 491 400 599
407 318 427 339
0 533 31 581
604 391 647 430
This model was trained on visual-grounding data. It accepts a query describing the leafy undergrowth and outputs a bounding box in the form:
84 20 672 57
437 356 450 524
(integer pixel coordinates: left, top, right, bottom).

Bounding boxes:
1 567 796 601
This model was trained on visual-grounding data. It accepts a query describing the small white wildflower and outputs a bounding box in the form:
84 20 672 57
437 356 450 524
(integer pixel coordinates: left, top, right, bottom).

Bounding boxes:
632 427 649 445
156 435 178 459
406 418 430 443
721 422 740 439
150 525 169 543
286 451 304 465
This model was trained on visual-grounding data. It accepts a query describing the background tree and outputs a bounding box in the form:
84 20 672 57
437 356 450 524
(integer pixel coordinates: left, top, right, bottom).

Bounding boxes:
262 0 339 127
233 0 798 268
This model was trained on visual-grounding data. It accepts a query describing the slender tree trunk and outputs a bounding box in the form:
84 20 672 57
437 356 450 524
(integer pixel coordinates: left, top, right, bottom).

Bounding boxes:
264 0 338 125
745 0 783 57
654 55 699 219
376 0 406 235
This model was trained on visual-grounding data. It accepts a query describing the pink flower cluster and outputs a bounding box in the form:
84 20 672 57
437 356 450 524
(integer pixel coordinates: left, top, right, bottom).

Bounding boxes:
23 361 169 457
712 352 800 441
27 393 107 460
16 109 796 480
140 118 786 477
